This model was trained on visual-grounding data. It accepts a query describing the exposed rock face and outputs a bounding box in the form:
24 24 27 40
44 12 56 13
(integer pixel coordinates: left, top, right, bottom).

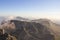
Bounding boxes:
0 29 17 40
8 20 55 40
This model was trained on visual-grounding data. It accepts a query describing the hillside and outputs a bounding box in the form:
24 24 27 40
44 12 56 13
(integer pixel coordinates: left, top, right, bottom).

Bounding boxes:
0 20 55 40
32 19 60 40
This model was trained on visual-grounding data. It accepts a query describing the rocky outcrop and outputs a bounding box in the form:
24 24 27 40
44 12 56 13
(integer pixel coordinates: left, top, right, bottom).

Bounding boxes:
0 29 17 40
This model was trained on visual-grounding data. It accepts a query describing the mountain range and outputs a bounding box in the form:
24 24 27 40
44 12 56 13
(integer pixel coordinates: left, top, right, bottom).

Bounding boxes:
0 16 60 40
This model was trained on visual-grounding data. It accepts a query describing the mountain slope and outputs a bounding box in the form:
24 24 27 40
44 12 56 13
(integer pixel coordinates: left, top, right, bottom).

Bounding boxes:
1 20 55 40
32 19 60 40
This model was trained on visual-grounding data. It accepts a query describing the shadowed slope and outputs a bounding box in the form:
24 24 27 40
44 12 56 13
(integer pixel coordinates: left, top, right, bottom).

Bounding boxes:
8 20 55 40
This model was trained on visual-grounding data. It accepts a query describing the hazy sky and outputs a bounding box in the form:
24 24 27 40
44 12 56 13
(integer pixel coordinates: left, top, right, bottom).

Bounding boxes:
0 0 60 20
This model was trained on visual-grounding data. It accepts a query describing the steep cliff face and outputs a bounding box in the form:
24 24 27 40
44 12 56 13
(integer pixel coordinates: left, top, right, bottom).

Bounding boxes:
8 20 55 40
